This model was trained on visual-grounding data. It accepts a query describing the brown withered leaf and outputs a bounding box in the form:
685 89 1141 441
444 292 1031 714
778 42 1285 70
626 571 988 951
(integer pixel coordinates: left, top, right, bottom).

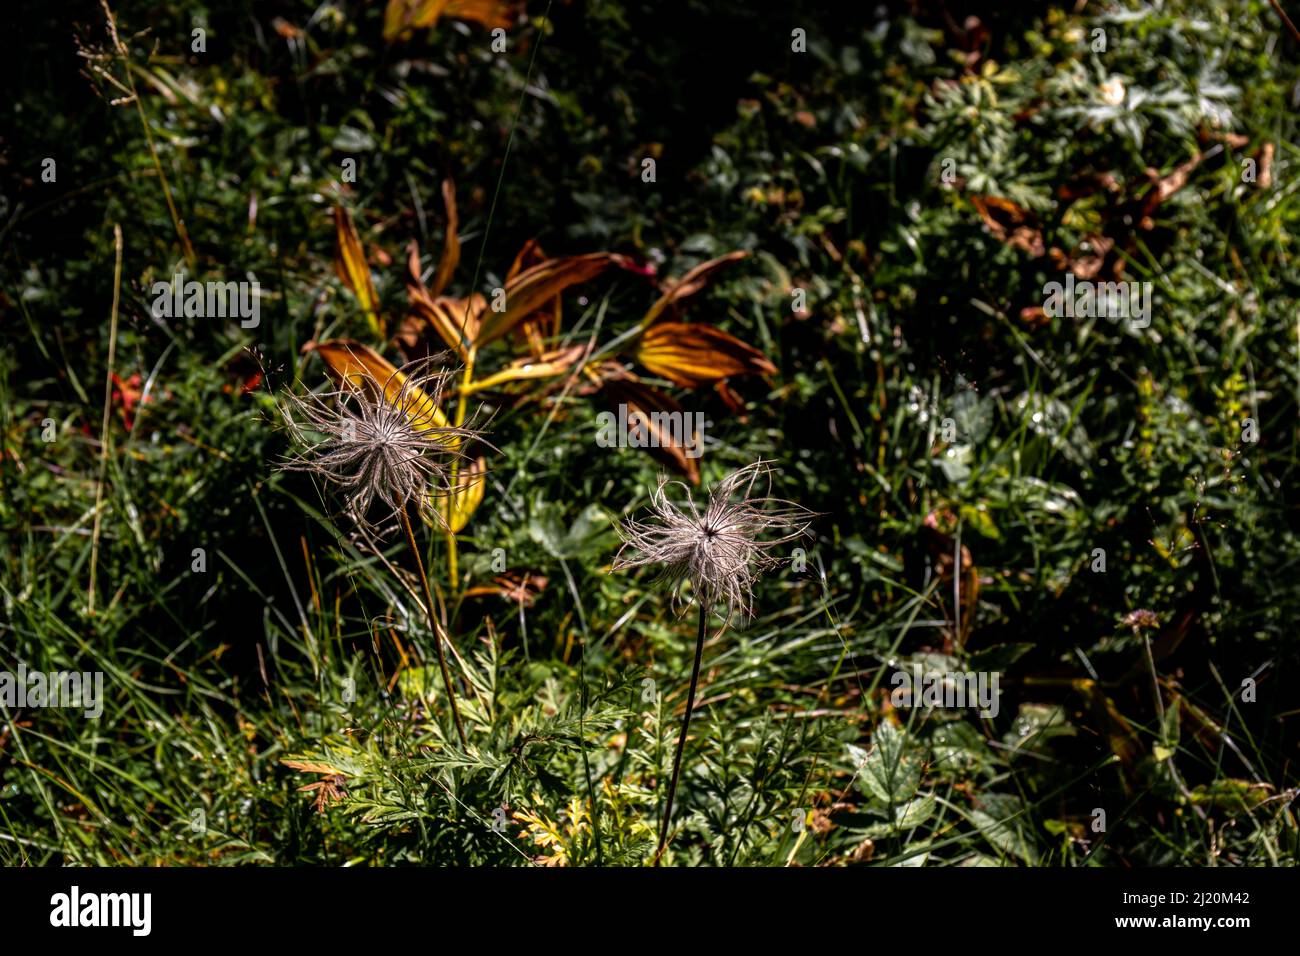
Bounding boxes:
642 251 748 326
922 508 979 649
383 0 519 42
1074 679 1142 773
299 775 348 813
1056 171 1121 203
506 238 547 283
635 321 776 389
401 240 480 359
1256 142 1274 189
713 380 748 413
1175 686 1243 758
333 207 383 338
271 17 304 39
1018 306 1051 329
599 377 701 484
431 178 460 298
1048 234 1114 281
1134 151 1208 226
303 338 451 431
970 195 1045 258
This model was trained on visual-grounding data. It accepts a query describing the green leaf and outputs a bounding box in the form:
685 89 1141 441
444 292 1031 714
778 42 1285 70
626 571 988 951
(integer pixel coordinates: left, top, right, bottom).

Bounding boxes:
967 793 1039 865
894 792 936 829
527 501 613 560
968 642 1032 672
854 722 922 807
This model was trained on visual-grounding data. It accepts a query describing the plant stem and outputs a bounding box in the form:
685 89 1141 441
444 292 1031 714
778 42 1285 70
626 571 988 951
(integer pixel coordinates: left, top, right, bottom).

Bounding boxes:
87 223 123 614
654 602 708 865
446 528 459 585
444 346 476 589
400 508 467 748
101 2 196 270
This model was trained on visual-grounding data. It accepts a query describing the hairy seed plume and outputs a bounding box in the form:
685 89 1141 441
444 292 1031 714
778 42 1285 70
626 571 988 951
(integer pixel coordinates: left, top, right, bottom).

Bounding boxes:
612 460 813 621
278 359 484 534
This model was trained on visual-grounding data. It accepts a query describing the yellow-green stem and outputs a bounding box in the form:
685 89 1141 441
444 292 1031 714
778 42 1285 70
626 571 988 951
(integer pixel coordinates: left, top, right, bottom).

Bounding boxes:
444 346 477 590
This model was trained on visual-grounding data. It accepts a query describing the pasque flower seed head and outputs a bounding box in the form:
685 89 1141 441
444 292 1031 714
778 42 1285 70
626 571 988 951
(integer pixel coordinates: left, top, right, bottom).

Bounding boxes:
613 460 813 621
279 360 484 534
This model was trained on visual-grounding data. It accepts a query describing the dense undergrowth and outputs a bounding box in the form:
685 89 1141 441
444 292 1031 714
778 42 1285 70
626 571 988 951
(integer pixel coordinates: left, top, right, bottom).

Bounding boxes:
1 0 1298 865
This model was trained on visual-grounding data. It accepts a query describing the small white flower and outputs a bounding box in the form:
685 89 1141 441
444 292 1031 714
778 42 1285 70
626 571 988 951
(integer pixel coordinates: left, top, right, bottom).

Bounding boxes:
1100 76 1126 107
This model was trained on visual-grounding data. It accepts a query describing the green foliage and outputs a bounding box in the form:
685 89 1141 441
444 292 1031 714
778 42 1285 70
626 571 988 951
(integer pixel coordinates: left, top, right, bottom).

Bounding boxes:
1 0 1297 866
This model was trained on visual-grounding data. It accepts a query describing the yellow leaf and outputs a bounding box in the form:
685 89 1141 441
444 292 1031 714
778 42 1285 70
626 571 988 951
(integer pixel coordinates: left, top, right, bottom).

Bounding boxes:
463 345 585 394
383 0 446 39
447 456 486 533
305 339 451 432
281 758 348 776
333 207 383 338
635 322 776 389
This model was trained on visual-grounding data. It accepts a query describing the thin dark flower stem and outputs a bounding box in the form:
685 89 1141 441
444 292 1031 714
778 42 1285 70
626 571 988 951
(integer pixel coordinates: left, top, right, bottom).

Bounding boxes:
654 603 708 865
400 508 468 749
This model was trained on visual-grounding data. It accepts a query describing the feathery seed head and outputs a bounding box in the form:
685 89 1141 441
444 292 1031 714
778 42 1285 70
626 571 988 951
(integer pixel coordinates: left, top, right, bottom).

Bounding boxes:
278 360 482 534
612 460 813 622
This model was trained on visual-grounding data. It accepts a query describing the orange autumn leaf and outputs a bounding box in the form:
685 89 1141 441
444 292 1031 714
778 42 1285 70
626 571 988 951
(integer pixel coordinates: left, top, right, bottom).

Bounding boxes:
600 376 701 484
383 0 519 41
396 181 648 365
333 207 383 338
635 321 776 389
970 195 1045 258
443 0 518 28
463 571 548 607
475 253 635 347
403 240 481 358
431 178 460 298
506 238 561 356
304 338 451 432
642 250 748 326
506 238 547 282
